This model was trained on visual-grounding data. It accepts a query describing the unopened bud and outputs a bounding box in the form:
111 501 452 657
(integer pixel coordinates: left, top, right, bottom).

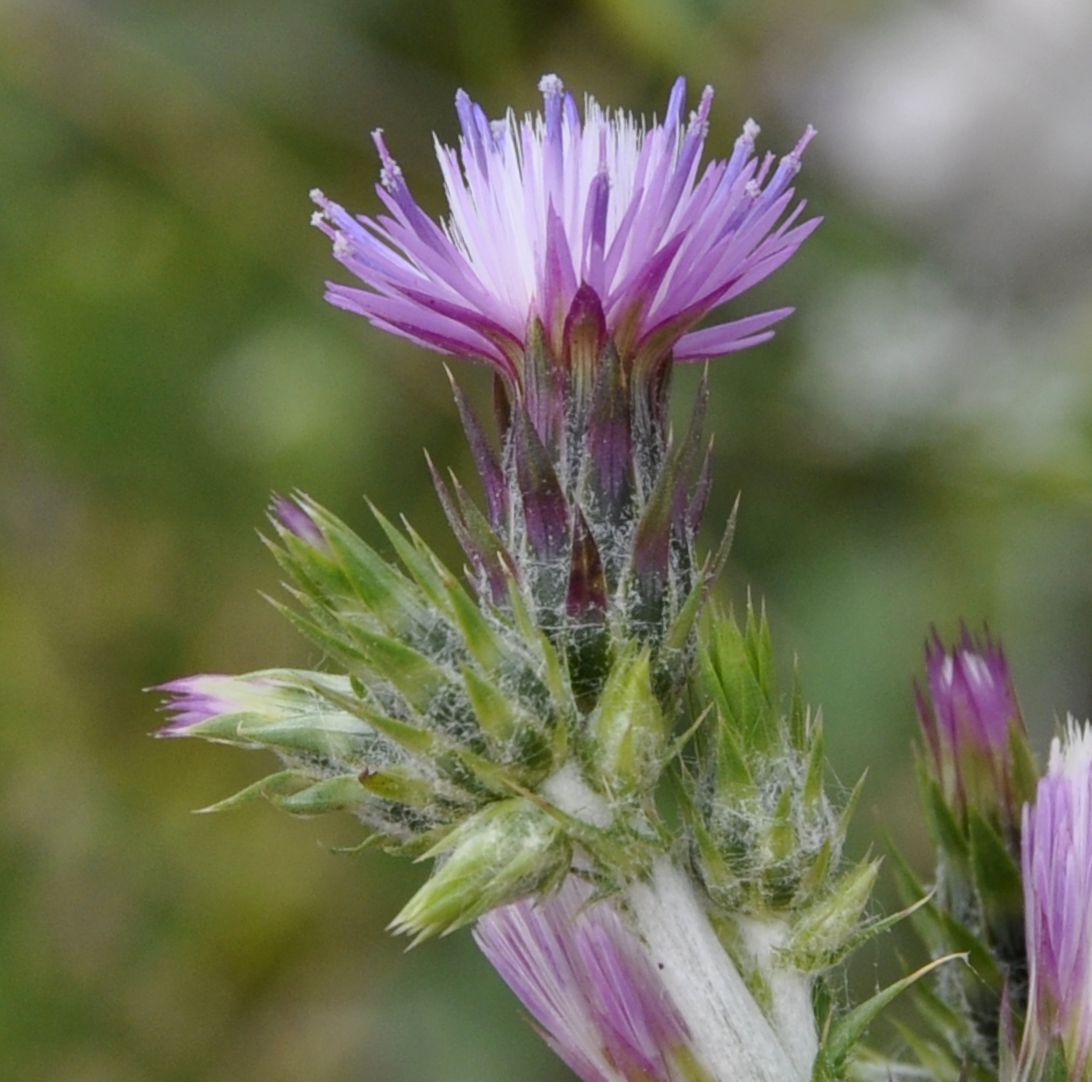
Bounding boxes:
588 649 666 797
390 798 570 944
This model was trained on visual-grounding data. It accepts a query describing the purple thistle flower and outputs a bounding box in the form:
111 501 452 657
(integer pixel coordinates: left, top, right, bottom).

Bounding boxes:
916 625 1026 829
1021 720 1092 1079
474 874 706 1082
155 674 276 737
311 75 818 379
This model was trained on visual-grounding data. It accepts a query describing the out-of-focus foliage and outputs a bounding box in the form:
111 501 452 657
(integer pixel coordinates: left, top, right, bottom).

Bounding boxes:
1 1 1089 1079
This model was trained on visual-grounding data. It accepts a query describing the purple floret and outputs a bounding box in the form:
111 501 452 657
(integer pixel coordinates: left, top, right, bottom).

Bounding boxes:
311 75 818 377
155 675 237 736
475 875 696 1082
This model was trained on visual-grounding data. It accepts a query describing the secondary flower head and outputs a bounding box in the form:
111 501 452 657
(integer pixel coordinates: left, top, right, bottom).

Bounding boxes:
475 875 708 1082
1022 719 1092 1080
916 625 1028 831
311 75 817 383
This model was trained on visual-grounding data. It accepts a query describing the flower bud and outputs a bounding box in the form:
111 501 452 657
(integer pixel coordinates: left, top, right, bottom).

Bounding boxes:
587 648 667 798
916 625 1034 837
390 799 570 944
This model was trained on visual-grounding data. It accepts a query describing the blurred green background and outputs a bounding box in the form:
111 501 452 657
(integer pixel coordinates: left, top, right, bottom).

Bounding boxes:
2 0 1090 1079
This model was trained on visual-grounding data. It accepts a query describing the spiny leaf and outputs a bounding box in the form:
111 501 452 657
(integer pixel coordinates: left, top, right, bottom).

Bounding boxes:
367 501 450 612
803 713 827 806
890 1020 962 1082
446 367 507 529
918 764 971 868
506 577 571 714
304 499 429 636
822 953 967 1074
661 497 737 654
461 664 522 745
431 550 508 671
968 809 1023 932
194 770 315 814
358 767 437 809
277 774 372 816
449 470 516 600
345 624 449 714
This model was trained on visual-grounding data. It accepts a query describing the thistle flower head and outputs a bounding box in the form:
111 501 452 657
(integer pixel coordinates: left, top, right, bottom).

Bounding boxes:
309 80 818 695
1021 719 1092 1080
311 74 817 382
916 625 1029 832
475 874 711 1082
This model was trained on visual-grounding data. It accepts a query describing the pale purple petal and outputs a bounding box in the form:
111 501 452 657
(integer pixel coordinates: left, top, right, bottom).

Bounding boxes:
312 77 818 375
672 308 794 361
1022 721 1092 1075
475 875 701 1082
272 494 325 547
155 675 247 736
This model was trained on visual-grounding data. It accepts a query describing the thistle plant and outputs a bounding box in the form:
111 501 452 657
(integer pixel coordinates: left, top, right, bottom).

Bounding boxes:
157 74 1091 1082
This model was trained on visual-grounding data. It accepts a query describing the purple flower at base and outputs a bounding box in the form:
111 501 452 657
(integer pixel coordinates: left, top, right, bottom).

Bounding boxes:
915 625 1027 830
311 75 818 379
1021 720 1092 1080
474 874 708 1082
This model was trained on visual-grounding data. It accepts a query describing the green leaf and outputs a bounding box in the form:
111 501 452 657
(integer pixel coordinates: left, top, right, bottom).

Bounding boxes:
306 682 436 756
661 499 736 655
367 502 450 612
803 712 827 807
919 766 970 867
346 625 449 713
701 606 774 746
358 767 437 809
266 591 371 674
822 953 967 1074
506 577 571 714
194 770 315 813
276 774 371 815
968 809 1023 932
712 715 755 794
315 506 430 636
461 664 522 745
890 1020 962 1081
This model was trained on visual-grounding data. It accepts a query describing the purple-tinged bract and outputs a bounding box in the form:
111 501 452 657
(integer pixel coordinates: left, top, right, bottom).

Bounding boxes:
311 75 817 380
1021 720 1092 1080
475 875 708 1082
